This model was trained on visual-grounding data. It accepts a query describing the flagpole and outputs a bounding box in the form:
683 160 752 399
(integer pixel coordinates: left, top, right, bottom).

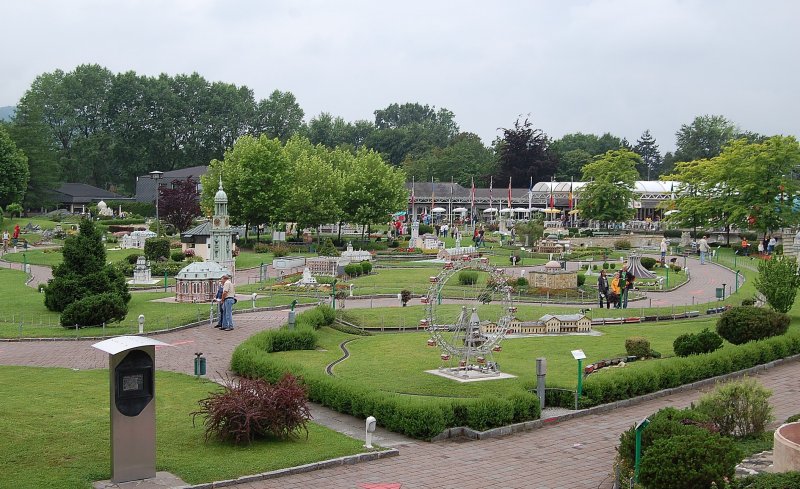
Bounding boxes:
489 176 493 224
411 176 416 222
449 176 453 227
528 176 533 215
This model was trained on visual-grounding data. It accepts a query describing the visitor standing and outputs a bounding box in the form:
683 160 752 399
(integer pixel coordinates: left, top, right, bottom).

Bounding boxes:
660 238 668 265
622 265 635 309
478 228 485 247
219 272 236 331
598 270 610 309
740 237 749 256
768 236 777 255
758 240 765 256
2 230 8 253
213 280 224 328
698 236 710 265
610 271 622 308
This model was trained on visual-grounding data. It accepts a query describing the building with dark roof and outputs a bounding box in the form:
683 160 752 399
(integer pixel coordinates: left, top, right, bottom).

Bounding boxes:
135 165 208 203
51 183 132 213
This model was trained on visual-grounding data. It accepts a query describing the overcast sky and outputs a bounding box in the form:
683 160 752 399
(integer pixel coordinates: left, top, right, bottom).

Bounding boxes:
2 0 798 151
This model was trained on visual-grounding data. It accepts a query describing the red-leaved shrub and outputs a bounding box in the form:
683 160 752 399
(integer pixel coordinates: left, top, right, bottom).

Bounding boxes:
192 374 310 444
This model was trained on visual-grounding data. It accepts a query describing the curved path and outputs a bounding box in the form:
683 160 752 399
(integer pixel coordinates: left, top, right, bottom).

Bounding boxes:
2 256 784 488
325 338 357 376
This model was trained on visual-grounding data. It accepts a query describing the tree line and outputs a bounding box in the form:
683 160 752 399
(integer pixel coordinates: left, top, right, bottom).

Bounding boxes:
199 135 407 239
0 63 782 213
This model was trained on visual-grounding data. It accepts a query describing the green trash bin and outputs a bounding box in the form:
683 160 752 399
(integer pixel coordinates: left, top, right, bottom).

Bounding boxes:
715 287 724 300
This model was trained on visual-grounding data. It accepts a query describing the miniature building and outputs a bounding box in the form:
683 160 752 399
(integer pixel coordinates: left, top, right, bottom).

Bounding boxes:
120 230 156 249
293 267 318 286
340 242 374 262
180 179 240 278
131 256 152 284
306 256 340 277
414 233 443 251
436 238 479 261
528 260 577 289
484 314 592 335
174 261 231 302
96 200 114 217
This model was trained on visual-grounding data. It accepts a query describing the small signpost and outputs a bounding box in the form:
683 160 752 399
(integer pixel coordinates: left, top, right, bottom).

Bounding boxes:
571 349 586 409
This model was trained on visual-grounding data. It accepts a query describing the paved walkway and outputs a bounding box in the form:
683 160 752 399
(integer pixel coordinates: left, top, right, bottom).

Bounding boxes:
0 255 772 488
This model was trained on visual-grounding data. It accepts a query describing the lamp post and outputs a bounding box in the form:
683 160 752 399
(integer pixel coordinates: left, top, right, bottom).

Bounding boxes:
149 171 163 236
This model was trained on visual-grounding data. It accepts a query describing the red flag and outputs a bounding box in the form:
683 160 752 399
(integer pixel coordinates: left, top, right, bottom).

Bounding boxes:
568 179 573 210
508 177 512 209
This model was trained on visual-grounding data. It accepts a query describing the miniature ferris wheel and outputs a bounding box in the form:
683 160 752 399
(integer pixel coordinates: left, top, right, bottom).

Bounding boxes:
422 257 516 377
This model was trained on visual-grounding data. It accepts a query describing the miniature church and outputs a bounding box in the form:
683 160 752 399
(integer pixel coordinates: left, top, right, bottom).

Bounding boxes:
174 178 235 302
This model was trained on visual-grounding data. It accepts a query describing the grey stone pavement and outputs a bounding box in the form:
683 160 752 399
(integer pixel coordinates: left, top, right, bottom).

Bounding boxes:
3 255 794 489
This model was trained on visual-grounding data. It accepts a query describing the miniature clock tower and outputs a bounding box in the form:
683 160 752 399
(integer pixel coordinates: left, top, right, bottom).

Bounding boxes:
210 178 235 277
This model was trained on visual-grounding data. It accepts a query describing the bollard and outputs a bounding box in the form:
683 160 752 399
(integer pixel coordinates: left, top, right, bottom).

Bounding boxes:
536 358 547 409
365 416 377 449
138 314 145 334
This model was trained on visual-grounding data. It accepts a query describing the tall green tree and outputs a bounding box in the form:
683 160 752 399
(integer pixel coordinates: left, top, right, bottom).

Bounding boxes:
634 129 662 179
200 135 292 234
496 117 557 187
254 89 305 142
673 115 738 163
44 219 130 318
339 148 408 238
0 126 29 208
282 137 343 237
402 132 497 186
367 102 458 165
577 150 640 225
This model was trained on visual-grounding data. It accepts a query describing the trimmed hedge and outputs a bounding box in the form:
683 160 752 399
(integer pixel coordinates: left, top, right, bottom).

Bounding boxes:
717 306 790 345
673 328 723 357
60 292 128 327
230 305 540 439
728 472 800 488
581 332 800 407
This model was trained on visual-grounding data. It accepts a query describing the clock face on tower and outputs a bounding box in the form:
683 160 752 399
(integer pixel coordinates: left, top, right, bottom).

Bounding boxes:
213 218 220 226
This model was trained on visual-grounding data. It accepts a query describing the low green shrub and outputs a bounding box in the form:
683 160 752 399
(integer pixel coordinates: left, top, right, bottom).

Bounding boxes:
625 336 651 358
253 242 271 253
150 262 185 277
582 332 800 406
458 270 479 285
602 262 609 270
577 274 586 287
640 257 657 270
465 397 514 432
673 328 723 357
614 239 631 250
726 472 800 489
126 252 144 265
716 306 790 345
515 277 529 287
60 292 128 327
638 430 741 489
344 263 361 277
617 406 711 472
270 243 293 258
695 378 773 438
360 261 372 274
144 237 171 262
170 250 185 262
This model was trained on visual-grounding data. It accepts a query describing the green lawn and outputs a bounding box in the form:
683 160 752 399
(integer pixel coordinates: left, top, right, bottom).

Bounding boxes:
275 317 773 396
0 367 369 489
3 247 145 267
0 268 317 338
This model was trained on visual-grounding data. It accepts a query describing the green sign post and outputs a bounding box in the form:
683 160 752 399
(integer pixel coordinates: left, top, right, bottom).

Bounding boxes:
571 349 586 408
331 279 338 309
634 417 651 482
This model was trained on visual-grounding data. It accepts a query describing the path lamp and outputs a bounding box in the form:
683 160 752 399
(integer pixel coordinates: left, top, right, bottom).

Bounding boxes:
665 264 669 289
22 252 27 274
634 417 651 483
251 292 257 309
149 171 163 236
722 283 726 301
571 349 586 409
735 270 740 293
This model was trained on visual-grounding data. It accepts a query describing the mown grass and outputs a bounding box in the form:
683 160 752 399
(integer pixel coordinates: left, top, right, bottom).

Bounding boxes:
0 268 316 338
0 367 368 489
275 317 774 395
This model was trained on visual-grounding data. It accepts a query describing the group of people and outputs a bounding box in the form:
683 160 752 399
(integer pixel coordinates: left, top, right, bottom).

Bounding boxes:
597 266 635 309
213 272 237 331
2 225 24 253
